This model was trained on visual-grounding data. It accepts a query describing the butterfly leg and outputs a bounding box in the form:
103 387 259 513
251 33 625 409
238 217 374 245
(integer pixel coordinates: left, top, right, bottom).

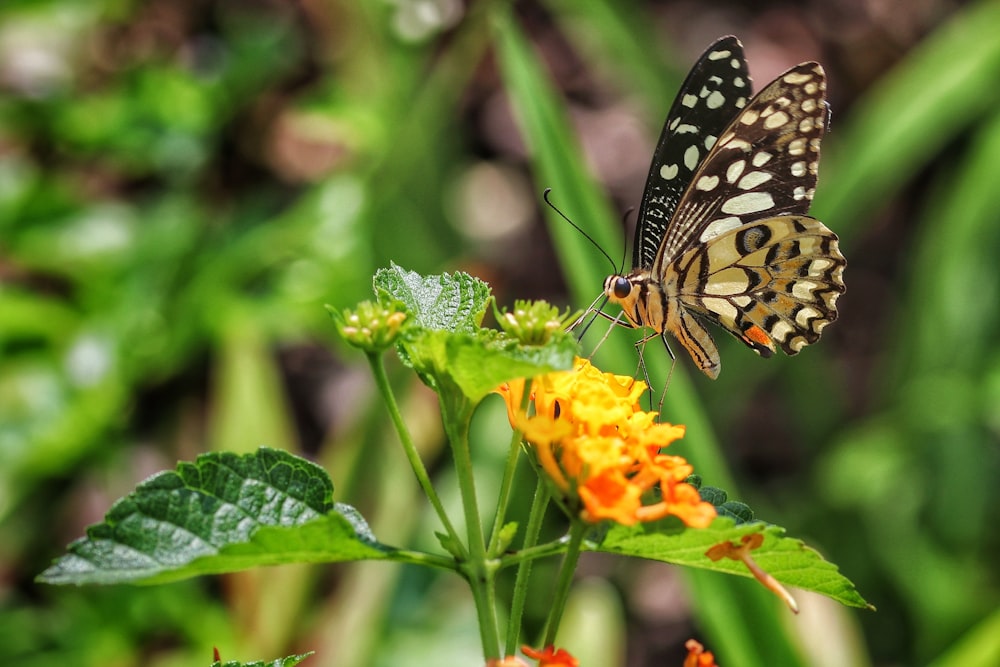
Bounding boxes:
654 331 679 417
630 329 660 413
585 309 633 359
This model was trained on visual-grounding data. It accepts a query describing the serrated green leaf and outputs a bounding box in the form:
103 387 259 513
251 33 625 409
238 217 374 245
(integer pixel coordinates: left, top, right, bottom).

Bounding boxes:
592 519 871 609
697 485 754 524
212 651 314 667
38 448 395 585
717 502 754 523
373 262 491 332
401 329 578 404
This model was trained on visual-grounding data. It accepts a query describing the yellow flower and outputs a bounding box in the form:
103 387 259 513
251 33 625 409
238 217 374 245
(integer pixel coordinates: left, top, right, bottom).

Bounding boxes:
496 358 716 528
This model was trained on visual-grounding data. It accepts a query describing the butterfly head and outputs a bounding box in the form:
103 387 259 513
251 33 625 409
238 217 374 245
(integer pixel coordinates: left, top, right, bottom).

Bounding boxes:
608 275 633 300
602 272 651 330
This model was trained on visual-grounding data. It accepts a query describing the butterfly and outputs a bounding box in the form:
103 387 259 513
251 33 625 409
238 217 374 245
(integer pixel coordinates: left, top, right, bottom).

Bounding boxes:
604 36 846 379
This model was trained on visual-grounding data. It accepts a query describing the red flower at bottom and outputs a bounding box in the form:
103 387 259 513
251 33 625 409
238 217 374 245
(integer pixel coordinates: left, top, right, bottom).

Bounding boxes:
683 639 719 667
522 645 579 667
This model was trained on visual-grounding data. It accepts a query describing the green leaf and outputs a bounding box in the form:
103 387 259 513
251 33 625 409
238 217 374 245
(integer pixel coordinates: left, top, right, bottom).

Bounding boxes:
697 484 754 524
38 448 394 585
373 262 491 333
401 328 578 404
592 519 871 609
213 652 314 667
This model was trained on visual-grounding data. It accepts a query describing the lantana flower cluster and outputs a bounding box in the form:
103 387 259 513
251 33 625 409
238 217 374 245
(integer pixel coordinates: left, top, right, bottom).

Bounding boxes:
497 357 716 527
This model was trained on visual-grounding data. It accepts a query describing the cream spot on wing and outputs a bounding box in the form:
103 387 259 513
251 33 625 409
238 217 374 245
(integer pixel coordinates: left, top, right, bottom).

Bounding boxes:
706 90 726 109
696 175 720 191
738 170 773 189
795 306 820 327
792 280 819 300
731 58 741 68
805 82 818 95
734 76 746 88
740 109 760 125
702 297 739 323
708 49 731 60
808 259 833 275
684 145 699 170
790 337 809 352
788 138 807 156
721 192 775 215
704 268 750 295
790 161 807 177
736 97 747 108
660 163 679 180
802 98 817 112
704 134 717 150
682 94 698 108
726 160 746 183
771 320 794 342
699 216 743 242
799 117 815 133
764 110 791 129
752 151 773 167
675 123 699 134
783 71 812 85
733 295 752 308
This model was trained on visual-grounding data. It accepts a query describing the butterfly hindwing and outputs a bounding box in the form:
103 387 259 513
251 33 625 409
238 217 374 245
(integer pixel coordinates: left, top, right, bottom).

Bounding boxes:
676 215 845 357
653 62 828 272
633 36 750 271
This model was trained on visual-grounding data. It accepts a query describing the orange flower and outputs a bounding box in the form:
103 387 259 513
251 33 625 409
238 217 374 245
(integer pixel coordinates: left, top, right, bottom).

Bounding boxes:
706 533 798 613
522 645 579 667
496 358 716 528
683 639 719 667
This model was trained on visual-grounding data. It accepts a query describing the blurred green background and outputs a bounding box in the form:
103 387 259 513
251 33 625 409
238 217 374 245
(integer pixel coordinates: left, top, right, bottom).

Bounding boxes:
2 1 1000 666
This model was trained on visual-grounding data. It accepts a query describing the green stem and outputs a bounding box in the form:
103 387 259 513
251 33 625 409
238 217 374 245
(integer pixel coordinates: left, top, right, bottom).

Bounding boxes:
488 378 533 556
366 352 466 559
387 549 462 572
504 478 551 655
541 520 587 648
447 399 501 659
500 536 572 567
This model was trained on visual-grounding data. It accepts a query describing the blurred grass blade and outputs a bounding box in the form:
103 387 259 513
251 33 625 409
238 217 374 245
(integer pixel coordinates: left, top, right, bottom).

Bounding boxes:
896 107 1000 376
491 9 621 303
543 0 683 110
814 0 1000 243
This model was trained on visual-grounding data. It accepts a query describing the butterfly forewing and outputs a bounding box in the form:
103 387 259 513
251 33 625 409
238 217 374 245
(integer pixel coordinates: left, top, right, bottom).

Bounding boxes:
633 36 751 271
653 62 828 271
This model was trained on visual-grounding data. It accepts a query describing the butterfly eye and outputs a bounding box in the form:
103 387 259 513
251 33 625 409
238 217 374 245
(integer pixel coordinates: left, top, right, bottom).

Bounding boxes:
613 277 632 299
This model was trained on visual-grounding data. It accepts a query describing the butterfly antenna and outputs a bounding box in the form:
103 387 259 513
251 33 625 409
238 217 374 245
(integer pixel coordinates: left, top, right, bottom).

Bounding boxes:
543 188 618 274
576 295 611 342
619 207 635 274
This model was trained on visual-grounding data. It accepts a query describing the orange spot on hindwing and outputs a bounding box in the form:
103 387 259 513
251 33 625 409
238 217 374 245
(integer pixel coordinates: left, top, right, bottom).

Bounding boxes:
743 325 774 356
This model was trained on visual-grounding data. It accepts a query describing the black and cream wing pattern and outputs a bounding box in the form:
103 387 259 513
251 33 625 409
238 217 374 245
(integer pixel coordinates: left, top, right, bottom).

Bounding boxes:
605 40 846 379
633 36 751 271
